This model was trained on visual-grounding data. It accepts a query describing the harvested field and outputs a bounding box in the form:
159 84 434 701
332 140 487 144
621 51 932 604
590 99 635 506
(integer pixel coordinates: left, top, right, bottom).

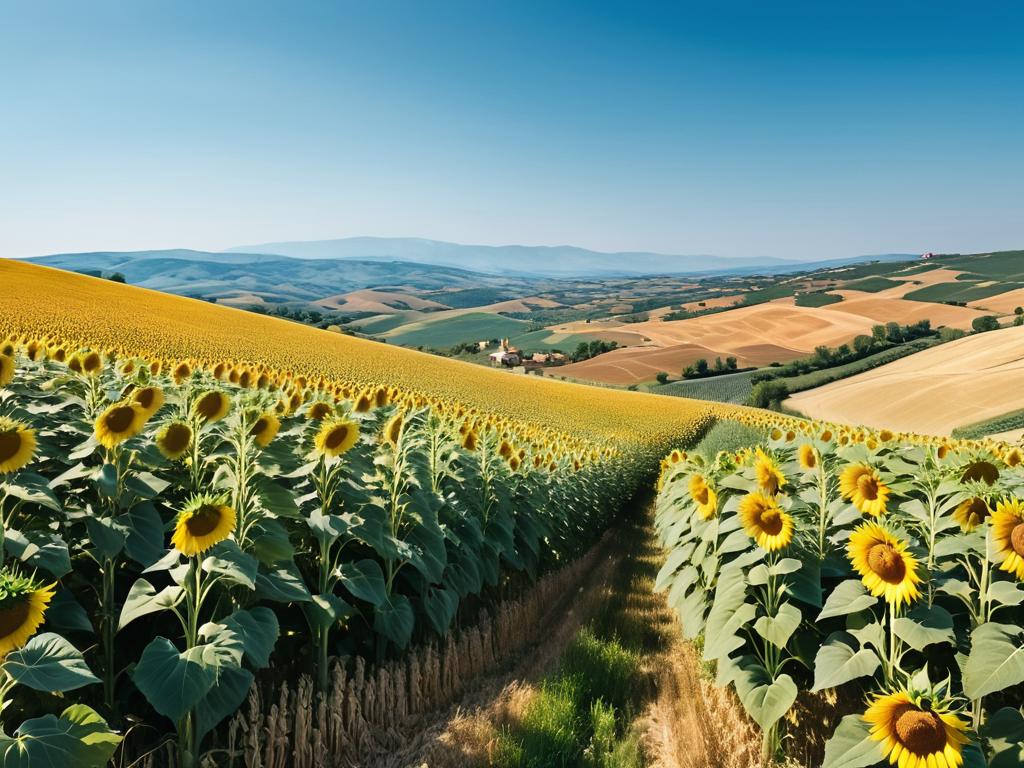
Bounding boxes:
316 289 450 313
787 324 1024 434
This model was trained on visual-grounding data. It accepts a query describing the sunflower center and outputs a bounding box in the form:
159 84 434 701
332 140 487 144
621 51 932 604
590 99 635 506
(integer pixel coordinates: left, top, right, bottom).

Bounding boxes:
135 389 155 409
857 474 879 501
867 543 906 583
0 600 29 639
162 424 191 453
1010 524 1024 557
0 431 21 464
252 418 268 435
104 406 137 434
325 425 350 450
965 498 989 525
894 706 947 755
196 393 223 419
310 403 330 420
185 505 223 538
758 507 784 536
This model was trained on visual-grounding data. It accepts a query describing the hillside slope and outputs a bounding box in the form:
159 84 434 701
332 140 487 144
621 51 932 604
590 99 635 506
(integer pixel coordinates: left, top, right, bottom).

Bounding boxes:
0 259 719 442
787 324 1024 434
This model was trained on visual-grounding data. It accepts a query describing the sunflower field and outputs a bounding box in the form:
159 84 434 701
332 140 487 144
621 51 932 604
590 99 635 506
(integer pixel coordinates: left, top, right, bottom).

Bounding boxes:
0 328 711 766
655 413 1024 768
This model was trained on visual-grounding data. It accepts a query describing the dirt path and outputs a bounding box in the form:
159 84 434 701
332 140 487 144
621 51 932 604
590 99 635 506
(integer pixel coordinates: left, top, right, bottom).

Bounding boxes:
370 510 764 768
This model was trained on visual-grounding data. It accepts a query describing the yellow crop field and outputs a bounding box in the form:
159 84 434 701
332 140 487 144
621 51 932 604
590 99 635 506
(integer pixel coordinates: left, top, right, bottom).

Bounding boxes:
0 260 719 446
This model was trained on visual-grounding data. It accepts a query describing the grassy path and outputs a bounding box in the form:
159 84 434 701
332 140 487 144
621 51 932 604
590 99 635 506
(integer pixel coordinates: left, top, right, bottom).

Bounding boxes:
375 503 763 768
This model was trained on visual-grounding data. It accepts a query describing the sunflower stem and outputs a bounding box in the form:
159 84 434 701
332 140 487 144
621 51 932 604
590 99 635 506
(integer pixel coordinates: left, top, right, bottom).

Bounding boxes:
102 557 116 711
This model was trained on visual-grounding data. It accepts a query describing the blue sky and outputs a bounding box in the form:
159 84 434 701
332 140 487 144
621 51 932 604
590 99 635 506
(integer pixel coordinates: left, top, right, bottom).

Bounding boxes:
2 1 1022 260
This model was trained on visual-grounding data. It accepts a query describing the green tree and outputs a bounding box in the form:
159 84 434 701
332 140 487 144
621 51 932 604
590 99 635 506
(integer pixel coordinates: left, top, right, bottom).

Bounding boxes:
655 371 669 384
853 335 874 354
972 315 1000 333
749 380 790 410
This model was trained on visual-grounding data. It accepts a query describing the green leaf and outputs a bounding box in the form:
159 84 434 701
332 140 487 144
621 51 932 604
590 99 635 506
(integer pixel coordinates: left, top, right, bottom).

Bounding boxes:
122 502 165 568
255 562 311 603
250 519 294 566
785 556 822 607
131 637 218 723
46 588 93 635
256 477 301 519
303 594 354 631
84 516 127 560
422 586 458 636
338 559 388 606
202 540 258 590
820 714 883 768
984 707 1024 768
963 622 1024 699
817 579 877 620
754 602 801 649
221 608 279 669
732 658 797 730
0 705 122 768
812 632 881 692
374 593 415 649
892 604 954 651
702 565 757 661
193 665 254 748
989 580 1024 607
2 634 100 693
118 579 183 631
4 471 62 513
5 530 71 578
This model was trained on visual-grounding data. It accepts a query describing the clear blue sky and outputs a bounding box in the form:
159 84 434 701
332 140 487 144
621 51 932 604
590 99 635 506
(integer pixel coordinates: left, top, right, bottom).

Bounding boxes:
2 1 1022 260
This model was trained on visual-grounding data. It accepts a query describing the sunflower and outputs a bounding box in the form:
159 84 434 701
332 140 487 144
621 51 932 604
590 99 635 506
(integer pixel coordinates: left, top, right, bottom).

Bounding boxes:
738 492 794 551
848 522 922 609
193 390 231 423
696 485 718 520
462 429 479 451
864 690 969 768
171 495 236 557
0 572 55 656
991 498 1024 580
81 351 102 376
953 497 990 532
250 412 281 448
754 448 786 496
155 421 193 461
306 401 334 421
95 402 147 449
383 412 404 447
798 443 818 470
0 354 14 387
315 417 360 458
840 464 890 517
0 418 36 474
131 386 165 419
960 460 999 486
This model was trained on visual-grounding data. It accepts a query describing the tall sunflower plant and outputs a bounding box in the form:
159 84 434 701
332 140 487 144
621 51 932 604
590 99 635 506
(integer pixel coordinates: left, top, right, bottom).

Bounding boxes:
120 493 279 768
0 352 122 765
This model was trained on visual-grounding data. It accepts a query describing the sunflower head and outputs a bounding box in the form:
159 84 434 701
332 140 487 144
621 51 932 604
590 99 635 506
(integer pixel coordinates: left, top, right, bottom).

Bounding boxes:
991 498 1024 580
798 443 818 471
306 401 334 421
0 571 55 656
738 492 794 551
95 402 147 450
131 386 165 419
840 463 890 517
193 391 232 423
864 690 969 768
0 354 14 388
250 412 281 448
754 448 786 496
315 417 360 458
462 429 479 452
953 496 990 532
383 412 404 447
961 460 999 486
171 495 236 557
848 522 922 609
156 421 193 461
0 418 36 475
172 361 192 384
81 351 103 376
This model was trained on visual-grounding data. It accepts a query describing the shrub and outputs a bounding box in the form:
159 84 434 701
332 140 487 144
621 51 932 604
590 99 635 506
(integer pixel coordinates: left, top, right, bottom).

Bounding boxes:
655 371 669 384
748 379 790 409
972 315 1000 333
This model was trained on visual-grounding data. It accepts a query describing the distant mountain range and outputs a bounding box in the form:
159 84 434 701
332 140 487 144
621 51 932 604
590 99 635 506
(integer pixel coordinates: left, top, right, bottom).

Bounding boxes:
225 236 917 277
23 249 533 305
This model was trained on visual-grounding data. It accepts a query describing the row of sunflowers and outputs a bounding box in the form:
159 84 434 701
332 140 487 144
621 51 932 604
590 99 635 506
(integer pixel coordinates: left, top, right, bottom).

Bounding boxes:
655 412 1024 768
0 337 691 767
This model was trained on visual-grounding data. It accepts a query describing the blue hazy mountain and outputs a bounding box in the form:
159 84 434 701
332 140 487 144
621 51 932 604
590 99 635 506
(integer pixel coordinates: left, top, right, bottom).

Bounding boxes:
226 236 916 277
